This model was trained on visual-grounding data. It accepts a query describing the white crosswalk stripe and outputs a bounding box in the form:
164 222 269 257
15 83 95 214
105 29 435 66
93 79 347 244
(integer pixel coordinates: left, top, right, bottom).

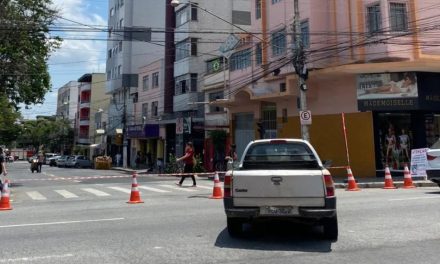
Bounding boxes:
107 187 131 194
26 191 47 200
54 190 79 199
159 184 197 192
138 186 171 193
81 188 111 197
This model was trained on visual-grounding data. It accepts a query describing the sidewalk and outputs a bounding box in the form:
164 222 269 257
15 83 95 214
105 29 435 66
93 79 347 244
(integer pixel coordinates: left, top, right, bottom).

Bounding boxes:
111 167 438 188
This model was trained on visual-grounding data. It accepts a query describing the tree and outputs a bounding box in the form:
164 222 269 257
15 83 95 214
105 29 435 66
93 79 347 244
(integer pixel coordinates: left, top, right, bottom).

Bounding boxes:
0 0 62 108
0 95 21 146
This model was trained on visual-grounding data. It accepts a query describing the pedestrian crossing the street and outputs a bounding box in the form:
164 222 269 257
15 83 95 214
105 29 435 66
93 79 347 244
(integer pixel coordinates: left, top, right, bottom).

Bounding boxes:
16 182 221 202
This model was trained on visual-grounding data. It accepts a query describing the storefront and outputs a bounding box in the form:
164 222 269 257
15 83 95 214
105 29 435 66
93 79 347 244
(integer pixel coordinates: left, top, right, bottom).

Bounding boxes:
128 124 163 169
357 72 440 175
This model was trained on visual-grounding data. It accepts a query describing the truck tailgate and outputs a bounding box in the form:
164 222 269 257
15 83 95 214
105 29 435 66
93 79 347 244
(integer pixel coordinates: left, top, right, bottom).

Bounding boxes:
232 170 325 207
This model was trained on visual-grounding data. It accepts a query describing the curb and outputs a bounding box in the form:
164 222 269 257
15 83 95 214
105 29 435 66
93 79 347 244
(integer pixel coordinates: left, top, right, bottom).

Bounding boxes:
335 181 437 189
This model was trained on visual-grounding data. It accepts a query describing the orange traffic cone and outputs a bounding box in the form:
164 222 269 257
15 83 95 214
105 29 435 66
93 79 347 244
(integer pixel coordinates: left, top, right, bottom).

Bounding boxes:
346 166 360 191
127 172 144 204
402 164 416 189
383 165 397 189
209 173 223 199
0 180 12 211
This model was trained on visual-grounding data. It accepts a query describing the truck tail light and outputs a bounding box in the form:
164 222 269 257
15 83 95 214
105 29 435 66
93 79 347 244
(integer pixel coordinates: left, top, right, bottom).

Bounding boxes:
427 154 437 161
224 172 232 198
323 173 335 197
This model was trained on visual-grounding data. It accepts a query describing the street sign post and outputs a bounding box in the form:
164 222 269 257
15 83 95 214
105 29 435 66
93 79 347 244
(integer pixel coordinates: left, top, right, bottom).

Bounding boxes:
300 110 312 125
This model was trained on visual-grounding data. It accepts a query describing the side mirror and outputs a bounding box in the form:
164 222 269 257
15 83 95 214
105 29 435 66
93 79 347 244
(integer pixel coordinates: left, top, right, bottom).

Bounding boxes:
322 159 332 168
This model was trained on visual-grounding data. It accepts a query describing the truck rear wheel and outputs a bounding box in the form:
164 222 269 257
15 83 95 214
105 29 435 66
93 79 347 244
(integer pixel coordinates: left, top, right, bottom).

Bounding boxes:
227 217 244 237
322 215 338 241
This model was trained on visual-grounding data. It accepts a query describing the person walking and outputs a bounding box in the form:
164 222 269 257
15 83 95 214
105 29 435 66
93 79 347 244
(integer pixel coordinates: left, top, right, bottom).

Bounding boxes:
115 153 122 167
176 142 196 187
37 151 44 173
0 147 8 191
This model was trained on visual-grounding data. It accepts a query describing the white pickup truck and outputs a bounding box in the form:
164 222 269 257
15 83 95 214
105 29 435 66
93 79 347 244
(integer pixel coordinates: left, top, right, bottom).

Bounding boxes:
223 139 337 240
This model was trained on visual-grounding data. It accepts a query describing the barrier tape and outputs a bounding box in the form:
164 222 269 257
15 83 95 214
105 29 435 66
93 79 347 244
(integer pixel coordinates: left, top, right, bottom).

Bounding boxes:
155 172 219 177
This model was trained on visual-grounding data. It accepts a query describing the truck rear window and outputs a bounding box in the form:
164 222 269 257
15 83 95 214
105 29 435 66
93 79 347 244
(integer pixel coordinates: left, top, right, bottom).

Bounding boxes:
242 142 320 170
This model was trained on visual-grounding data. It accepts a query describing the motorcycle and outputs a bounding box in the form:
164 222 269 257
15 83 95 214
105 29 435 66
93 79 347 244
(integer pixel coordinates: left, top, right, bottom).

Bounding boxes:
30 158 39 173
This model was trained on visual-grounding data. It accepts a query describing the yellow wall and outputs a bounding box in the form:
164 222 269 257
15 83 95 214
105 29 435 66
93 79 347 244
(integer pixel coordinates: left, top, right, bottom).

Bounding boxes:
278 112 376 178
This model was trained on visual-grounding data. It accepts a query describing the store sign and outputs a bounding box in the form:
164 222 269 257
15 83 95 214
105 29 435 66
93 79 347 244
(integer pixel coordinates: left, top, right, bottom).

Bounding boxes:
410 148 428 179
357 72 419 111
127 125 144 138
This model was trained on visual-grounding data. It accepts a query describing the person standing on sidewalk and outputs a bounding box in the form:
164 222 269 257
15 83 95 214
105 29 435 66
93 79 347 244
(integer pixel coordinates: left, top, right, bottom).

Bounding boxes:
0 147 8 191
176 142 196 187
37 151 44 173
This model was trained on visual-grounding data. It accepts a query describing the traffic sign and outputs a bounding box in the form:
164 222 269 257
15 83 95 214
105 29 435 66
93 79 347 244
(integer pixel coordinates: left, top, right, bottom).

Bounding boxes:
300 110 312 125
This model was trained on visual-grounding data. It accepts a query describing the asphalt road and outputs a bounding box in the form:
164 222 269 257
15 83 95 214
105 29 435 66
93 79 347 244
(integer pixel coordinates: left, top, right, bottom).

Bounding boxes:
0 161 439 263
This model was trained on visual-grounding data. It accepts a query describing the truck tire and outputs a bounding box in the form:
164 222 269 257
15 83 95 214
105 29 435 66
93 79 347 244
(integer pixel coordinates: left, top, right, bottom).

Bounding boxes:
227 217 244 237
322 216 338 241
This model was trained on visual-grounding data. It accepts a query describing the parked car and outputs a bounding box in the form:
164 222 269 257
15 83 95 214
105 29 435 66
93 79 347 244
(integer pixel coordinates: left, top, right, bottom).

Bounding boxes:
44 153 58 164
56 155 70 167
223 139 337 240
48 155 61 167
426 139 440 187
66 155 91 168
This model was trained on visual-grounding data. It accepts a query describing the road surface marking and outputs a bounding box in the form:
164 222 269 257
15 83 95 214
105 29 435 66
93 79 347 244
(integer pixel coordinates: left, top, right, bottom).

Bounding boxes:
389 196 440 201
194 185 213 190
0 218 125 228
54 190 79 199
107 187 131 194
26 191 47 200
81 188 111 196
0 254 74 263
138 186 171 193
159 184 197 192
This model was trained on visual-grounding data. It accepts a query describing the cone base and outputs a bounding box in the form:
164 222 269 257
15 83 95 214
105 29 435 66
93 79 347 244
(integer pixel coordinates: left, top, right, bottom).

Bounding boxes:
127 200 144 204
383 186 397 189
0 206 12 210
209 196 223 199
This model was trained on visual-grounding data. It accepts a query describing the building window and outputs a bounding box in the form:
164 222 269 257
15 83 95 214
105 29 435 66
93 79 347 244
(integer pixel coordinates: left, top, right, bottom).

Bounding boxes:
142 103 148 118
209 91 224 113
255 0 262 19
175 73 197 95
117 65 121 77
271 28 286 56
119 18 124 29
152 72 159 88
206 58 225 74
107 71 111 81
367 4 382 34
255 43 262 65
108 49 112 59
142 75 149 91
119 0 124 7
272 0 281 4
230 48 252 71
118 41 122 52
176 3 198 27
282 108 288 123
176 38 198 61
151 101 158 117
390 2 408 31
110 8 114 16
280 82 286 92
300 20 310 48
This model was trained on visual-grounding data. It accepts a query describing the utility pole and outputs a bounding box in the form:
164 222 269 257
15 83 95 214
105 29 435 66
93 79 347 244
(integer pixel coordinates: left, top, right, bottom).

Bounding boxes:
122 87 127 168
293 0 310 141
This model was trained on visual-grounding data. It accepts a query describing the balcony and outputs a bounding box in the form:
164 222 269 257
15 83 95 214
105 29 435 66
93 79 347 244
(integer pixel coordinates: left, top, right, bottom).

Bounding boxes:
79 117 90 126
80 83 91 91
80 100 90 108
173 92 198 112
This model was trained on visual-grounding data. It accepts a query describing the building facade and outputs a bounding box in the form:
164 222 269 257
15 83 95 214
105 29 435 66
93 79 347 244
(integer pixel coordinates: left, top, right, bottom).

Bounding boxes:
215 0 440 177
106 0 165 167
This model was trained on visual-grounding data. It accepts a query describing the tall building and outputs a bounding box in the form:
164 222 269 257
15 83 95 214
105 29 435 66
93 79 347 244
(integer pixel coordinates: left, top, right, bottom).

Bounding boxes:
171 0 252 160
106 0 165 167
217 0 440 177
56 81 79 122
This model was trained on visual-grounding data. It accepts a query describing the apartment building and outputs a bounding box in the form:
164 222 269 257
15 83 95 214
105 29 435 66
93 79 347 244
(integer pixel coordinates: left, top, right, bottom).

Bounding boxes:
56 81 79 123
216 0 440 177
172 0 251 165
106 0 165 167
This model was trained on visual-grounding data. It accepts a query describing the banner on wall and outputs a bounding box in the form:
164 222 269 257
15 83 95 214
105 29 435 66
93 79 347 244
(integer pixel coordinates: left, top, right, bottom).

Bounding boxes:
410 148 428 179
357 72 419 111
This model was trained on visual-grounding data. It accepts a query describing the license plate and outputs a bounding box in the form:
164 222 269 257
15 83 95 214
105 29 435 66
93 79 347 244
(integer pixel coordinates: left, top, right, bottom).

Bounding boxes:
260 206 298 216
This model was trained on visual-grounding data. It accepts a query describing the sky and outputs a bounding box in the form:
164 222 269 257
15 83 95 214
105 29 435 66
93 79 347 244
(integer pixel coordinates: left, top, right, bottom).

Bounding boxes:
21 0 108 119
